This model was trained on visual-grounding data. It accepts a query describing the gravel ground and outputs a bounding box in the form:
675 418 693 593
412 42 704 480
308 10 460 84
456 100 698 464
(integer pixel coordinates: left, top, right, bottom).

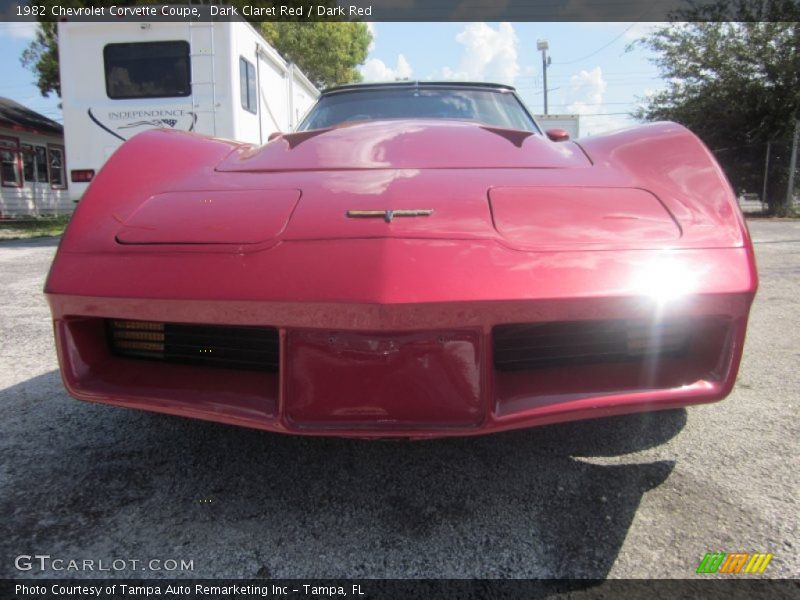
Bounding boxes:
0 221 797 580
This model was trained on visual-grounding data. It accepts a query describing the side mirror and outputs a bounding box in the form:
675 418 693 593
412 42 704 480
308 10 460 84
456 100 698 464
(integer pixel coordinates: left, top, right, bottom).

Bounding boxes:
546 128 570 142
267 131 283 142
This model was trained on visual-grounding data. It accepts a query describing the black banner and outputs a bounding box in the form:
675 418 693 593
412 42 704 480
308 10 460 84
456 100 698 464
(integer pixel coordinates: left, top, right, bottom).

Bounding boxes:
3 579 800 600
1 0 798 22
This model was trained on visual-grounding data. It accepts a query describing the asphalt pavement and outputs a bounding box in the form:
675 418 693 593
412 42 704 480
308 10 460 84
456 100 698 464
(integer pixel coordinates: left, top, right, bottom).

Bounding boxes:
0 220 797 580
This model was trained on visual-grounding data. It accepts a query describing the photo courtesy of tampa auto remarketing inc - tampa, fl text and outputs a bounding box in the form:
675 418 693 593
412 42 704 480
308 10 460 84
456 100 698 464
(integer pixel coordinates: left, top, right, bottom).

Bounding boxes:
0 0 797 599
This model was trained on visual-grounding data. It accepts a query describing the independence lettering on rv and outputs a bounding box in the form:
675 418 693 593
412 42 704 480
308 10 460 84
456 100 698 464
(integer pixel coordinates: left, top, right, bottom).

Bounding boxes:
108 110 189 121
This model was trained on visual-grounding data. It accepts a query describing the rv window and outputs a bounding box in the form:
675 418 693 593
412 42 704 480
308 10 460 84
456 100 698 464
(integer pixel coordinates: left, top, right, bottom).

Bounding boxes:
104 41 191 99
22 144 49 183
240 57 257 114
0 136 21 188
48 145 67 190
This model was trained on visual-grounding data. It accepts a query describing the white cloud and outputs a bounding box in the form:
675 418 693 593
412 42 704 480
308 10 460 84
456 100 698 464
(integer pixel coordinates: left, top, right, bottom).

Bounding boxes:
565 67 632 135
360 54 413 82
0 22 38 40
569 67 607 107
437 22 520 86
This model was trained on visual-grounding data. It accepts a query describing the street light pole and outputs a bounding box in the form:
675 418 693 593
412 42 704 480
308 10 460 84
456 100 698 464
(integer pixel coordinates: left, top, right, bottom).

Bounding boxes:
785 119 799 214
537 39 550 115
762 141 771 211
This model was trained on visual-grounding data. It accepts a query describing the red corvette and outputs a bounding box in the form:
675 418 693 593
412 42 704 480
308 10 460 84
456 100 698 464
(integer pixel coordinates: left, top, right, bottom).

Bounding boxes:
45 82 758 439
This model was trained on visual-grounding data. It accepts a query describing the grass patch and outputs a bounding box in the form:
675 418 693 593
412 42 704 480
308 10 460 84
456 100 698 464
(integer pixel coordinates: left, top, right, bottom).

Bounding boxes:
0 215 71 240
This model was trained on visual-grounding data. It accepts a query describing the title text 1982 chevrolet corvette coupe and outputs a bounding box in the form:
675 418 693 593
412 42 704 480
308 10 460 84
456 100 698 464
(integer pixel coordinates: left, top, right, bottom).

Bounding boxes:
45 82 758 438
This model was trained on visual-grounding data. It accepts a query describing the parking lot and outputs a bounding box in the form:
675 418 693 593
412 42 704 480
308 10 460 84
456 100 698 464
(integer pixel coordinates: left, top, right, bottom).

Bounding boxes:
1 219 797 579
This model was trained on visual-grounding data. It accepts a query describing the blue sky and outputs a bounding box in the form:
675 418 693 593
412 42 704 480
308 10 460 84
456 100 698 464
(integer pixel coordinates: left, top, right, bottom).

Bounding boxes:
0 21 663 135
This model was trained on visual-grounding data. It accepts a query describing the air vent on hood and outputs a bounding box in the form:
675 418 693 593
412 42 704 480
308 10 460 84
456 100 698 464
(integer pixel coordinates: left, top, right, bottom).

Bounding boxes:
489 186 680 249
115 189 300 245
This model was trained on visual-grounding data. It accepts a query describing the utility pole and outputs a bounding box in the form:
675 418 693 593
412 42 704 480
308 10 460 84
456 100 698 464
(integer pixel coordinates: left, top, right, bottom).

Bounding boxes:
762 141 771 212
785 119 799 214
537 39 550 115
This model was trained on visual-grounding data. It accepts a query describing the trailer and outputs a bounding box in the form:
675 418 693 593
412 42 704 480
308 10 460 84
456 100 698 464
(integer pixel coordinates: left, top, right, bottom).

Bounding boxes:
58 20 319 200
534 114 580 139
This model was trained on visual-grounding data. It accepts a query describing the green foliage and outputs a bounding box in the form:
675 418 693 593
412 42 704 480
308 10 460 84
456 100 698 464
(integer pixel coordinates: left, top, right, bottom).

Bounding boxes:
632 1 800 214
20 21 59 98
261 22 371 89
0 215 70 239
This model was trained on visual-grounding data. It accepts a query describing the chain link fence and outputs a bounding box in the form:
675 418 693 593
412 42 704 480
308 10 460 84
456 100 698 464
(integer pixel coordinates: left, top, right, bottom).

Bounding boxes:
712 137 799 215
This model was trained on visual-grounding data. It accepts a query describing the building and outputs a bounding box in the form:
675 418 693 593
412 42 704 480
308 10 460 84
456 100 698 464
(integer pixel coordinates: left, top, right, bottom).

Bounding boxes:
0 97 71 217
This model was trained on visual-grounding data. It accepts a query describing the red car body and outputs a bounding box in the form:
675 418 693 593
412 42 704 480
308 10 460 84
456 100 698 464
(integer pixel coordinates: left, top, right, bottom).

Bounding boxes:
45 84 757 439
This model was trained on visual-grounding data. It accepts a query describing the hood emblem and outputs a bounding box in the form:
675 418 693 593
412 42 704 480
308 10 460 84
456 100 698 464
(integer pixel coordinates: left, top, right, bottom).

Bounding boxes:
346 209 433 223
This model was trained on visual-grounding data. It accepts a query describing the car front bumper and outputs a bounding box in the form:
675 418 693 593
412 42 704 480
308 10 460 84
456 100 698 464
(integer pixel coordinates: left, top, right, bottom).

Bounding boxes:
46 239 756 438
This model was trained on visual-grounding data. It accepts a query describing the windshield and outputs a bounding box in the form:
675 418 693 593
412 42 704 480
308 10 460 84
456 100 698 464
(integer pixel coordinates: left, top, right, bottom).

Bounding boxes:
297 87 539 132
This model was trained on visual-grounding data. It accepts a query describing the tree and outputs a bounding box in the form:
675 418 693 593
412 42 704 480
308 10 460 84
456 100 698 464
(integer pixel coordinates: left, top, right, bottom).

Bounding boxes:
632 1 800 214
260 22 371 88
21 3 371 98
21 22 59 98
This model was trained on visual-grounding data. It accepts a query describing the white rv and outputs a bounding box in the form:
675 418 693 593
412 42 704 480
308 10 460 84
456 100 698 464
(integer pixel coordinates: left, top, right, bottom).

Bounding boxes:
58 20 319 200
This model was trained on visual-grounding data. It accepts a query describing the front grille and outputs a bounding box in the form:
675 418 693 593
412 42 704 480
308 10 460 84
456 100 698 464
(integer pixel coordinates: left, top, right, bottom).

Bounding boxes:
493 319 691 371
108 320 279 372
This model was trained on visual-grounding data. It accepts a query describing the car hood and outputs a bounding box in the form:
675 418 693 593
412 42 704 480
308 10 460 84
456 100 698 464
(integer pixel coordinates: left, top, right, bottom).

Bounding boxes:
215 120 591 172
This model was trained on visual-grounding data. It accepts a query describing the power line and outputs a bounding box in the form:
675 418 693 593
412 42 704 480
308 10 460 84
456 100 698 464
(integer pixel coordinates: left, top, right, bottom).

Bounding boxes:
552 23 639 66
516 71 658 81
541 75 660 84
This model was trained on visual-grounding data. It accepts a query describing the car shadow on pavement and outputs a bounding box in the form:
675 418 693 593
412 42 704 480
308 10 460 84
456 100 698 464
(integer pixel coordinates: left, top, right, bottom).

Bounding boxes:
1 371 684 579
